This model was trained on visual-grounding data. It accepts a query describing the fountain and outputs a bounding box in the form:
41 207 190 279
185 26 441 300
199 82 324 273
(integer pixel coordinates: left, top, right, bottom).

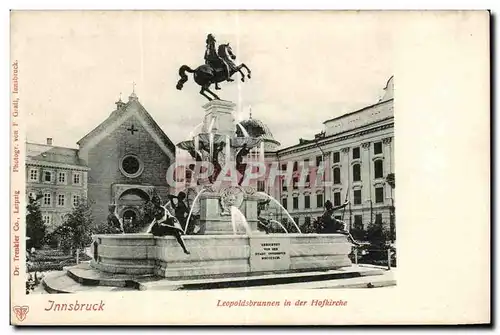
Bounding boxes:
269 219 288 234
40 34 392 294
256 192 302 233
230 206 252 235
88 99 354 280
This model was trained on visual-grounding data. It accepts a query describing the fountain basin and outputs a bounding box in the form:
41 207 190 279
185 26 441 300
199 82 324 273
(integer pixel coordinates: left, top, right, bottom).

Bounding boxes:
90 233 353 279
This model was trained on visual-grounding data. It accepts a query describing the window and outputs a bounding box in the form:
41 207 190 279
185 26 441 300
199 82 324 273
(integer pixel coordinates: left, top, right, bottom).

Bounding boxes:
293 196 299 209
375 213 383 224
316 155 323 167
333 167 341 184
304 159 310 185
120 154 144 178
281 179 287 192
73 173 81 185
293 217 300 226
44 171 52 182
29 169 38 182
353 164 361 182
374 160 384 179
352 147 360 159
281 163 287 171
57 194 65 206
354 190 362 205
185 166 193 181
73 195 80 207
304 195 310 209
304 216 311 226
375 187 384 203
58 172 66 184
333 152 340 163
28 192 37 200
282 197 287 210
316 193 324 208
374 142 383 155
43 193 51 206
354 215 363 229
257 180 265 192
334 192 341 206
42 214 51 226
292 162 299 189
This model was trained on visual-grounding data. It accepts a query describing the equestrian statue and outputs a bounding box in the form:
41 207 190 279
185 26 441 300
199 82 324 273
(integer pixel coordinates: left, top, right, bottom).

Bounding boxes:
176 34 252 101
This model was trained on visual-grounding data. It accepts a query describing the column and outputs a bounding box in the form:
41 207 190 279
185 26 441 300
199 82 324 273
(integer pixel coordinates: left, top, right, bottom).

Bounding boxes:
382 137 392 201
361 142 371 203
340 147 350 204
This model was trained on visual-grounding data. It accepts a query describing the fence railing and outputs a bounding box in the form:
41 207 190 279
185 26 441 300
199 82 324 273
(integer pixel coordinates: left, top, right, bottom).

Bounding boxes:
351 246 395 270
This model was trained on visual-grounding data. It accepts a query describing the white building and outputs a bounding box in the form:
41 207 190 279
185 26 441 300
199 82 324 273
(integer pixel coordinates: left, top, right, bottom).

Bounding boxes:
241 76 395 234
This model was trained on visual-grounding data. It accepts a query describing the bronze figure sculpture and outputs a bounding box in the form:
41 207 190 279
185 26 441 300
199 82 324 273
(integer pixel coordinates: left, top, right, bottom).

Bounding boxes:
176 34 251 101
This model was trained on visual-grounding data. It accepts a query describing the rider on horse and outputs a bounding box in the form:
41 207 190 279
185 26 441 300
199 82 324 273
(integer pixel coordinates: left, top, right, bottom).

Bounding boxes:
204 34 233 89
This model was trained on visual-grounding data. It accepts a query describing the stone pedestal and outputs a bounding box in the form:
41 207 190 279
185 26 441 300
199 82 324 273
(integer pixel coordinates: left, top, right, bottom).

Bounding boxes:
199 188 261 235
201 100 237 138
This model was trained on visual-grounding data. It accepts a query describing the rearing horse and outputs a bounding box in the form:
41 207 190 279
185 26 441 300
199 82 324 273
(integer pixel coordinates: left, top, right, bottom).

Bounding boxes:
176 44 252 101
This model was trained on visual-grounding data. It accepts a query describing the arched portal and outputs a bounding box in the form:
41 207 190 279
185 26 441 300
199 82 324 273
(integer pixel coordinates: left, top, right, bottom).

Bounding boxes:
117 188 151 233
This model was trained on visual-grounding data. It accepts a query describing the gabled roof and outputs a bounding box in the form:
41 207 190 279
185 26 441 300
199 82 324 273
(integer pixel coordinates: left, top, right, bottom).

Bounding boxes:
26 143 88 169
77 96 176 157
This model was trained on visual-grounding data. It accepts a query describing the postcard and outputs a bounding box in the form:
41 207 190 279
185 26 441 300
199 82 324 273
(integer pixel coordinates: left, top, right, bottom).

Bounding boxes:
10 10 490 325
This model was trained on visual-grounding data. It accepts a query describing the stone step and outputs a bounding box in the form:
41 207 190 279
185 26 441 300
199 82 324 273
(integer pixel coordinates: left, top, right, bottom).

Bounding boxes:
64 263 160 289
225 270 396 289
42 263 394 293
42 271 137 294
141 265 388 291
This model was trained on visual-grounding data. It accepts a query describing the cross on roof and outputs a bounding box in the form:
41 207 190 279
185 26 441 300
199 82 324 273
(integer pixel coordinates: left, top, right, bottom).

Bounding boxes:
127 124 139 135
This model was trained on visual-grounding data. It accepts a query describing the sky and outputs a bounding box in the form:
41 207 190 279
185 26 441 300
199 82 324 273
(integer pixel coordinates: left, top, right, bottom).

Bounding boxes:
12 11 393 149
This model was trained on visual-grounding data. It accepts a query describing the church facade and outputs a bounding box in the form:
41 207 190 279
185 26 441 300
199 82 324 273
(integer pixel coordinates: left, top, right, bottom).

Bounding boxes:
26 91 176 230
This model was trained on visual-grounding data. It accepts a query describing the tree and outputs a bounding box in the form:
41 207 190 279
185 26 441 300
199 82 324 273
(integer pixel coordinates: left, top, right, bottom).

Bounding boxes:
26 193 46 249
350 223 366 241
54 197 93 264
365 219 388 248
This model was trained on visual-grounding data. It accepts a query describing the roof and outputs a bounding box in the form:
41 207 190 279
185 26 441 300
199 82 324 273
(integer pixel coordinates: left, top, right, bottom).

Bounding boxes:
276 116 394 156
26 143 88 168
236 118 281 146
77 95 176 155
323 75 394 124
322 98 393 125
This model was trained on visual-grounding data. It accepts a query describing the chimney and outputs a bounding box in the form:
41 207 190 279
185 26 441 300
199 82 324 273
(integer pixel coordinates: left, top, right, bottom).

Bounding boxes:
46 138 53 146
